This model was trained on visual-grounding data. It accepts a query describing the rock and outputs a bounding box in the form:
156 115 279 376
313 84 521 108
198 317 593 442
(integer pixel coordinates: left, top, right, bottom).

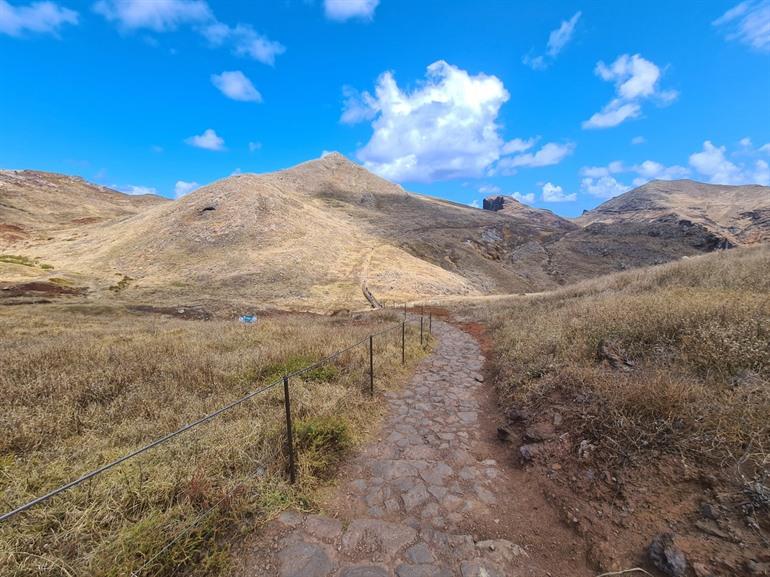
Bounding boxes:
496 426 512 441
553 413 563 427
648 533 688 577
523 422 556 443
519 443 540 463
405 543 435 564
694 520 732 541
276 511 305 528
699 502 719 521
460 560 504 577
476 539 528 564
597 339 634 371
278 542 334 577
341 519 417 559
339 566 389 577
395 564 451 577
504 407 528 423
305 515 343 542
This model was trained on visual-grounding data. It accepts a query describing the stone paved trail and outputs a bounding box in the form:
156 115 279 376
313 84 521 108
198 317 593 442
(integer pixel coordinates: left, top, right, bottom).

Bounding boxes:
239 320 554 577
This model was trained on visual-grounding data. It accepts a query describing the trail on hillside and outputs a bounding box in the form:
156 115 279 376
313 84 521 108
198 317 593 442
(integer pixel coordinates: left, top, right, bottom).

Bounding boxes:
235 320 591 577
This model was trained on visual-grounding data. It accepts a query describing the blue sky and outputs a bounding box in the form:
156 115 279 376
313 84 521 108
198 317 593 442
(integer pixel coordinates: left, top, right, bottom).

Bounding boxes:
1 0 769 216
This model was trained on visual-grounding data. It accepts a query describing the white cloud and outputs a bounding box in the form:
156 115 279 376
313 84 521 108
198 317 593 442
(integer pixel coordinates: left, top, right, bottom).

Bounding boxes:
343 60 572 182
344 60 510 182
174 180 198 197
580 176 631 199
116 184 158 195
689 140 769 185
95 1 284 65
502 137 536 154
632 160 689 183
541 182 576 202
185 128 225 151
583 54 677 129
211 70 262 102
93 0 210 31
511 191 536 204
469 199 480 208
324 0 379 21
248 141 262 152
714 0 770 52
740 136 753 147
581 159 689 189
498 141 575 170
631 135 646 145
0 0 78 36
760 143 770 154
478 184 501 195
523 11 581 70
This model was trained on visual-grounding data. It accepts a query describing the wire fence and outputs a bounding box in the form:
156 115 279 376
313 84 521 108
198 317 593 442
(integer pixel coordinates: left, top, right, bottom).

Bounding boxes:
1 304 434 577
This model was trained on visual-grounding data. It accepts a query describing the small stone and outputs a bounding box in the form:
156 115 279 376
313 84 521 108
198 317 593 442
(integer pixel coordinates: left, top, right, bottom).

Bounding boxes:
460 560 504 577
276 511 304 528
648 533 688 577
339 566 389 577
402 485 431 510
305 515 343 542
519 443 540 463
395 564 451 577
405 543 435 564
278 542 333 577
699 502 719 521
550 463 562 471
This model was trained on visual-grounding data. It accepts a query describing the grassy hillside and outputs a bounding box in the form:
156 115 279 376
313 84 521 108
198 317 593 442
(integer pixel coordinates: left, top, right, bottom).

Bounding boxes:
470 245 769 571
0 305 428 577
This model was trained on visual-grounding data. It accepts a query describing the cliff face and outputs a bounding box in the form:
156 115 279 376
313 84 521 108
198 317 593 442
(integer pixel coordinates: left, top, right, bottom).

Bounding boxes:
482 195 578 233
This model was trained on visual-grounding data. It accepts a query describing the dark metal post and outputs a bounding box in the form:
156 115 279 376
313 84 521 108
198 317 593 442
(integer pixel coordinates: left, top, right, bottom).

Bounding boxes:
429 312 432 335
403 302 407 319
369 335 374 395
282 376 296 484
420 315 424 346
401 321 405 365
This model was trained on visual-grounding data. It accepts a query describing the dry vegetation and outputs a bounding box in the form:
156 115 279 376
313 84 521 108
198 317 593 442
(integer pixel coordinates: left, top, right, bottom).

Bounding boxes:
464 246 770 574
0 305 429 577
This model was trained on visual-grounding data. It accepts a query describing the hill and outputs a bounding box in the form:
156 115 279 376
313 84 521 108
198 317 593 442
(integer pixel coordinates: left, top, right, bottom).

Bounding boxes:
0 170 167 245
1 157 768 311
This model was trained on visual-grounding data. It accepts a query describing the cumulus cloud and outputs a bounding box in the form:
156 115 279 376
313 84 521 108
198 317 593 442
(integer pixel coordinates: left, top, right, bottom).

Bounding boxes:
342 61 573 182
498 142 575 171
248 141 262 152
116 184 158 195
580 175 631 199
211 70 262 102
689 140 770 185
523 11 581 70
583 54 677 129
714 0 770 52
631 135 646 145
0 0 78 36
324 0 379 21
478 184 501 195
511 191 536 204
174 180 199 197
343 61 508 182
95 0 284 65
541 182 576 202
185 128 224 151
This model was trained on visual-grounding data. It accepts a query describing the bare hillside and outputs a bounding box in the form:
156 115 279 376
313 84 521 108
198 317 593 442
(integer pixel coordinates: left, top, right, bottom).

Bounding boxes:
2 157 768 312
0 170 167 245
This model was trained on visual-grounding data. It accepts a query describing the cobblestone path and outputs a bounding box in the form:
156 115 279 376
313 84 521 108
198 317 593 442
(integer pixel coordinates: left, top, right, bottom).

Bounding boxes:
241 320 547 577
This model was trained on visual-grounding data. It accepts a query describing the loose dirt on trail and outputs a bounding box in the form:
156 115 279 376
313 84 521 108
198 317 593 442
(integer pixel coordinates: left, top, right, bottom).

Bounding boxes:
235 320 591 577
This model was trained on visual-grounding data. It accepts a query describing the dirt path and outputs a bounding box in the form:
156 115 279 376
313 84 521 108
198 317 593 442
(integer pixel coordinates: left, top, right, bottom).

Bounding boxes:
237 320 592 577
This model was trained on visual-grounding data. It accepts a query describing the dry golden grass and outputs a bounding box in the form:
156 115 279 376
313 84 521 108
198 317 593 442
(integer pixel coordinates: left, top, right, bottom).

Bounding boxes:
470 246 769 472
0 304 429 577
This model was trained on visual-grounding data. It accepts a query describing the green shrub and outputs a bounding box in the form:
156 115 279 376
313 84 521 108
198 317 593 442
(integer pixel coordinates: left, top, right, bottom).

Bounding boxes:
294 416 352 478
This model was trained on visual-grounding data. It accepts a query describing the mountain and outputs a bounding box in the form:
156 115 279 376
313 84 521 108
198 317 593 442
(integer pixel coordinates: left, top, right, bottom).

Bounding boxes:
576 179 770 245
1 157 767 311
537 179 770 284
0 170 167 245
